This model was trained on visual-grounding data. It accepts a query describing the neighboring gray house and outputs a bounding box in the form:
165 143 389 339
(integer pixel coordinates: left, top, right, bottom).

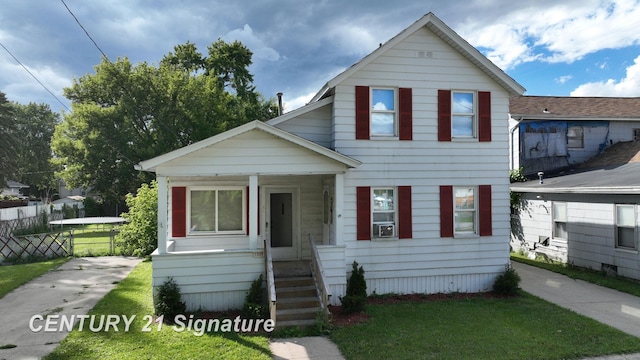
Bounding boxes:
1 180 29 199
511 140 640 280
509 96 640 175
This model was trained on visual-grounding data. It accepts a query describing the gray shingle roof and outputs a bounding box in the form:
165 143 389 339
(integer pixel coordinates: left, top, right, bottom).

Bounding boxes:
510 96 640 119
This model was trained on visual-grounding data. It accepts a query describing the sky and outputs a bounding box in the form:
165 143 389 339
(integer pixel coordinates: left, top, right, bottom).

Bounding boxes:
1 0 640 115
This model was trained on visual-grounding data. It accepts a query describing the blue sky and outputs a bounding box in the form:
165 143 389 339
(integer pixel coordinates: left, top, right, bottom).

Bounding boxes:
1 0 640 114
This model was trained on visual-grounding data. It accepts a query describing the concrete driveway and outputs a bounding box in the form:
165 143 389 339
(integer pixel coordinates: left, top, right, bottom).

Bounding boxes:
0 256 141 360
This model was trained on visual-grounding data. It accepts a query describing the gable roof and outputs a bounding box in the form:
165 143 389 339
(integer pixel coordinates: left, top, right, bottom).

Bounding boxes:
136 120 361 172
309 12 525 103
510 96 640 120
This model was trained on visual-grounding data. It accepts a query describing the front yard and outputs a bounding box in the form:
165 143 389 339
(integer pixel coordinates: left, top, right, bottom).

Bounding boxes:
40 260 640 360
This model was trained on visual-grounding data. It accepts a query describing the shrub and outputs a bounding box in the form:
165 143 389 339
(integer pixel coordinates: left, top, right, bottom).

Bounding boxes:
493 266 521 296
116 181 158 257
340 261 367 314
154 277 186 323
242 274 266 318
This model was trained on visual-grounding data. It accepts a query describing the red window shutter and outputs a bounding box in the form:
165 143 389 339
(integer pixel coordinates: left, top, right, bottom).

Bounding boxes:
438 90 452 141
356 186 371 240
172 187 187 238
439 185 454 237
398 186 412 239
478 91 491 142
398 88 412 140
355 86 370 140
478 185 492 236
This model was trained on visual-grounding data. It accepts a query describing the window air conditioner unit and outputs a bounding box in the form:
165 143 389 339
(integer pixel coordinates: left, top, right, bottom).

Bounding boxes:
376 224 395 237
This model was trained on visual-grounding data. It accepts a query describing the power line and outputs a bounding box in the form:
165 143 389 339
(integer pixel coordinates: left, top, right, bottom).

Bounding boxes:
60 0 111 63
0 41 71 112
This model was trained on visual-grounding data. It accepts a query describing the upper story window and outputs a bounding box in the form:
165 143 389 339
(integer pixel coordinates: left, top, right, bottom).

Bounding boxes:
552 202 567 239
189 187 245 234
371 88 396 136
567 127 584 149
452 91 475 138
454 187 476 234
615 204 636 250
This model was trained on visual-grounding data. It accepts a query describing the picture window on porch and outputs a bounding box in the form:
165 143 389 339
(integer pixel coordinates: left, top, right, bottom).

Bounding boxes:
372 188 396 238
615 204 636 250
552 202 567 239
189 187 245 234
454 187 476 234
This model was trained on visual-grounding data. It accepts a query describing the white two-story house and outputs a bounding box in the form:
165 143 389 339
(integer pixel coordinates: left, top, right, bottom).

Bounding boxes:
137 12 525 326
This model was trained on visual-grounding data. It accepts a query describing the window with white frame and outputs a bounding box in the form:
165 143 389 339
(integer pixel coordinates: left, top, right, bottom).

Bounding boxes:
552 202 567 239
371 88 396 136
567 126 584 149
189 187 245 234
372 188 396 237
452 91 475 138
615 204 636 250
454 187 476 234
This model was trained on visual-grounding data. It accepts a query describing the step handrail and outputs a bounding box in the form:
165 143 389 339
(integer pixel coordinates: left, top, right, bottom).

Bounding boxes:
308 233 332 322
264 239 277 323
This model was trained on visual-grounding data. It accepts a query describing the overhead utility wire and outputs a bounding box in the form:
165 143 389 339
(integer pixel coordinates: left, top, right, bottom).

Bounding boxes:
0 41 71 112
60 0 111 62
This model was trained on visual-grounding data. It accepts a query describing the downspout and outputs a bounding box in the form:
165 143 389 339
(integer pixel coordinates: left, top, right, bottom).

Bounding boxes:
509 116 523 170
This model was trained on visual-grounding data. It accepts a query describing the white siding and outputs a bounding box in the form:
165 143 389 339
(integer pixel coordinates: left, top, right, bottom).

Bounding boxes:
317 245 347 305
152 250 264 311
330 26 511 296
274 104 333 148
566 125 609 165
513 196 640 281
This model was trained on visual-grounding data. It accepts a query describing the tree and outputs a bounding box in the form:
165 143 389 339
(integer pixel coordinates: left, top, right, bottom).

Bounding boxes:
12 102 60 199
52 40 278 202
116 180 158 257
0 92 18 186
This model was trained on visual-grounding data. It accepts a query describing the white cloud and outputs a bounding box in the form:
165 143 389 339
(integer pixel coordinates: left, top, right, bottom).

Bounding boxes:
224 24 280 61
571 54 640 96
555 75 573 84
283 91 315 113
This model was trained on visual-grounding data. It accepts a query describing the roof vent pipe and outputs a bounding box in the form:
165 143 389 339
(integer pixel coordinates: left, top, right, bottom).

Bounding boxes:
277 92 283 116
538 171 544 184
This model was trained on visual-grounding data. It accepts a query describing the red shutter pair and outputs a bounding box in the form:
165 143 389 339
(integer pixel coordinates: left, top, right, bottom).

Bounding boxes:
355 86 412 140
438 90 491 142
439 185 492 237
356 186 412 240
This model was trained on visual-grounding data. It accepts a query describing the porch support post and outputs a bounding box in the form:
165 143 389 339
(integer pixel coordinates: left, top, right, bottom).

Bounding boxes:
249 174 258 250
335 173 344 246
157 176 168 254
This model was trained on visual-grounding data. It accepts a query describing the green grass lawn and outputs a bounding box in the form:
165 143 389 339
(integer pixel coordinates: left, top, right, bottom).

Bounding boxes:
44 261 272 360
330 294 640 360
72 230 114 257
511 253 640 297
0 257 69 299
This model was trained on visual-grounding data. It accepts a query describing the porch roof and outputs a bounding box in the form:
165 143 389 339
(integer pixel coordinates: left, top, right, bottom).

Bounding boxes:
136 120 361 176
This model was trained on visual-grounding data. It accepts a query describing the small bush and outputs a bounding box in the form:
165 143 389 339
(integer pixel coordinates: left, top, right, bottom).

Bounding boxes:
493 266 521 296
242 274 266 318
154 277 186 323
340 261 367 314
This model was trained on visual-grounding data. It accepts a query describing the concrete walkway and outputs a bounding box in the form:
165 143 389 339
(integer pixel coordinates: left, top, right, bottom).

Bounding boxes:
0 256 141 360
270 337 345 360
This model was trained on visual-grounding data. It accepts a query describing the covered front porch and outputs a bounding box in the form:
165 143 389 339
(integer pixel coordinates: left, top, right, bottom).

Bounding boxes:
138 120 359 313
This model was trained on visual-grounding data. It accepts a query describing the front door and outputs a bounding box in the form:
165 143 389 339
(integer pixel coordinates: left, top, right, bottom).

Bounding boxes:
266 188 299 259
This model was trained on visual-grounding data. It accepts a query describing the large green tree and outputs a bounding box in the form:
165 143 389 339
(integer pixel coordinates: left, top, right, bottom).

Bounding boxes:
52 40 278 201
0 92 18 187
12 102 60 198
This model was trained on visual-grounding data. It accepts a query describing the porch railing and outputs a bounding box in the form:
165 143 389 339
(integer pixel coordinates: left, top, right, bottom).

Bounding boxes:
308 233 332 322
263 240 277 323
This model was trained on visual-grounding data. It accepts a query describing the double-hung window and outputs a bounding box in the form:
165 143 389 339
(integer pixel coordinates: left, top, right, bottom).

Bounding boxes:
552 202 567 239
454 187 476 234
371 88 396 136
372 188 396 238
452 91 475 138
615 204 637 250
567 127 584 149
189 187 245 234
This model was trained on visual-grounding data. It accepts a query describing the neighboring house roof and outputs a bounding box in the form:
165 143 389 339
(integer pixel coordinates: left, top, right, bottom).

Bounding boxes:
136 120 361 172
4 180 29 189
512 140 640 194
310 12 525 103
510 96 640 120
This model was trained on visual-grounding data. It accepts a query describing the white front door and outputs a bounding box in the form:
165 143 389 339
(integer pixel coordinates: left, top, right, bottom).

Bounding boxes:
266 187 299 260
